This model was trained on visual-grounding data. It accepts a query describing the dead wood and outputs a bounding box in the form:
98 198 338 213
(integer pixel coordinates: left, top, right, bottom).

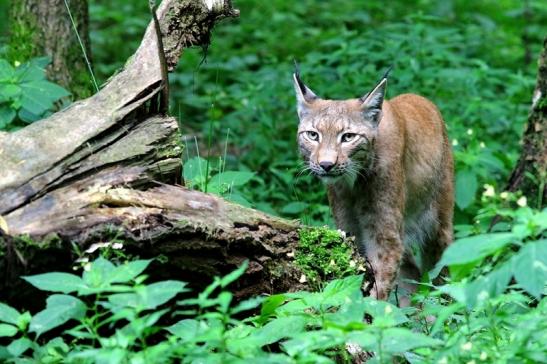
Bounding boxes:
0 0 364 309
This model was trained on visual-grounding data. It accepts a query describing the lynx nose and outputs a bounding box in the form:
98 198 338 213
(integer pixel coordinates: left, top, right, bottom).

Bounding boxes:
319 161 335 172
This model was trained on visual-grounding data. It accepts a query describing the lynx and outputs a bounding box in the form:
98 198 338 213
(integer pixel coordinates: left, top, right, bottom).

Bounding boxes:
294 66 454 302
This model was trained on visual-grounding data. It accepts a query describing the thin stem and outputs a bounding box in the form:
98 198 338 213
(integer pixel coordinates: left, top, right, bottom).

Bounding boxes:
63 0 99 93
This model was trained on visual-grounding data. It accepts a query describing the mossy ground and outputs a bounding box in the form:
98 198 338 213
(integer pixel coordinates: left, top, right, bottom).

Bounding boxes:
295 226 365 287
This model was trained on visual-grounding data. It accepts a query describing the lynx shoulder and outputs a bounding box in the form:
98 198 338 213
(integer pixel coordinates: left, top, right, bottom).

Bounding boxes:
293 67 454 302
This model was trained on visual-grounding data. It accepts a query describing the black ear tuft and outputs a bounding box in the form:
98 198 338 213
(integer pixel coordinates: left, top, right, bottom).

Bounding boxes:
292 61 319 117
381 65 393 81
293 60 310 99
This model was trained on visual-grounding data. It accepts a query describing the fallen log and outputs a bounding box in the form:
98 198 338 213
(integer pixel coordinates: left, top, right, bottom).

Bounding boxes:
0 0 369 309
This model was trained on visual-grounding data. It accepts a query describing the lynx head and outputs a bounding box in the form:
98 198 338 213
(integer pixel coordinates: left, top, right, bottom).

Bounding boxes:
294 66 389 184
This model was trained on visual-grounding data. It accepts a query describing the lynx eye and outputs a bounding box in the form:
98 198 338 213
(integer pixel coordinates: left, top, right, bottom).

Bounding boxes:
341 133 357 143
306 131 319 141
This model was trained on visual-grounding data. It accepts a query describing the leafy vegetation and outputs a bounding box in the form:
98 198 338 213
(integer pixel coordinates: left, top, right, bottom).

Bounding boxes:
0 204 545 363
0 0 546 362
0 57 69 131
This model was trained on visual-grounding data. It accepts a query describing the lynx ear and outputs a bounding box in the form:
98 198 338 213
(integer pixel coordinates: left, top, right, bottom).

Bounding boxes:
360 67 391 126
293 61 318 117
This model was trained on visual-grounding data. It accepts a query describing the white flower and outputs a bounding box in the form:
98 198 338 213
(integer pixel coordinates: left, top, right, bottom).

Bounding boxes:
500 192 509 199
112 243 124 250
480 142 486 148
349 260 356 268
286 251 295 258
83 263 92 272
14 61 21 67
517 196 527 207
452 139 459 146
461 342 473 351
85 242 110 253
467 129 473 135
329 259 336 266
299 274 307 283
482 184 495 197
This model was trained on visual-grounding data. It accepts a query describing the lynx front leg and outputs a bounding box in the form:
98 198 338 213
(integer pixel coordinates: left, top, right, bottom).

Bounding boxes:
364 231 405 301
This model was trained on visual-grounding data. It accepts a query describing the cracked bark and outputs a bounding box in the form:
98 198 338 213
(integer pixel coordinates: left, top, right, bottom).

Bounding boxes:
0 0 336 308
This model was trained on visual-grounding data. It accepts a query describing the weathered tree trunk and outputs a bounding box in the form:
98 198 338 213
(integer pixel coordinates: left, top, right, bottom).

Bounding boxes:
0 0 366 309
506 37 547 207
1 175 311 309
7 0 93 99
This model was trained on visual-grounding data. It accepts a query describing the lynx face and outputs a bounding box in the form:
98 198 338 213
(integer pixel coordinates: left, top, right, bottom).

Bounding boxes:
294 71 387 184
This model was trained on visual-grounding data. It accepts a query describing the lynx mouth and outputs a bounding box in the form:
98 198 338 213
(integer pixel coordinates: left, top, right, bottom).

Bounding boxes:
315 170 358 186
319 175 342 184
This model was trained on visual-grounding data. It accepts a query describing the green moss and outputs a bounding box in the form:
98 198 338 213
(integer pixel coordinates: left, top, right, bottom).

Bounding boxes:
295 226 363 287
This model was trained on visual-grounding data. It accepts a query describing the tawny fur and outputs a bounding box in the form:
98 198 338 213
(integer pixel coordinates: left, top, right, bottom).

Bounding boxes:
294 73 454 303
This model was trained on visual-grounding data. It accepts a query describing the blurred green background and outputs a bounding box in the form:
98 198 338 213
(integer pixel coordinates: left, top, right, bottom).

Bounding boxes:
0 0 545 231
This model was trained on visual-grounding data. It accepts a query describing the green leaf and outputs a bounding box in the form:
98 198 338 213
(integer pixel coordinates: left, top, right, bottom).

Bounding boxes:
29 295 86 336
455 169 477 210
464 263 512 307
26 80 69 100
29 56 51 69
282 329 344 357
231 296 264 314
82 257 116 288
252 316 307 347
0 84 21 99
183 157 208 189
16 312 32 332
437 232 514 267
16 63 46 83
19 90 51 115
207 171 255 193
109 280 187 310
0 59 15 81
220 260 248 288
109 259 152 284
0 302 20 325
513 239 547 297
0 323 18 337
19 80 70 115
361 298 408 327
258 294 286 323
6 337 32 357
166 319 203 342
363 328 441 353
22 272 85 293
0 105 16 129
141 281 188 309
18 107 42 124
321 275 363 306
